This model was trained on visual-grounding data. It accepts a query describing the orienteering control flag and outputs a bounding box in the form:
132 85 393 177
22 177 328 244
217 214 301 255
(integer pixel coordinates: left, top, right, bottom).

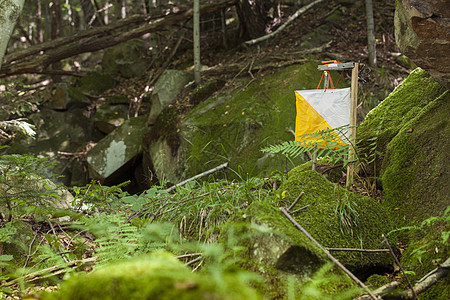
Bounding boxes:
294 88 350 147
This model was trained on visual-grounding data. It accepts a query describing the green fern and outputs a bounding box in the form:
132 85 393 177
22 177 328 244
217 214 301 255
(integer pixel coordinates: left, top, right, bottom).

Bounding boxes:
261 126 352 166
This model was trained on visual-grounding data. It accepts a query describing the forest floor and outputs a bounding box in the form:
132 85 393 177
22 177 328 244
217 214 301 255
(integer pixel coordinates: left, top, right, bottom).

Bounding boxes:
1 1 413 298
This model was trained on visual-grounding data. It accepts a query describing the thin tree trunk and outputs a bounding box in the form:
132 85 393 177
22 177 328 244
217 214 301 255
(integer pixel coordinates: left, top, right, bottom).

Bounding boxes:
0 0 25 70
50 0 63 82
36 0 44 43
193 0 201 84
365 0 376 67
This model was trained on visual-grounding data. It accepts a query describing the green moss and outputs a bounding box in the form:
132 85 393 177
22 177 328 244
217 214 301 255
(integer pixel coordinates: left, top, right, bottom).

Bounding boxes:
42 251 262 300
358 68 447 168
380 91 449 226
278 169 392 269
365 274 391 289
219 170 393 298
399 223 449 300
182 61 342 179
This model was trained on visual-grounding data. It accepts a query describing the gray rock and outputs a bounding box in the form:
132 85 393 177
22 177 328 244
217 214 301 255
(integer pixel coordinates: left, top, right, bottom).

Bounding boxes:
147 70 193 125
94 104 128 134
87 115 150 181
6 108 100 186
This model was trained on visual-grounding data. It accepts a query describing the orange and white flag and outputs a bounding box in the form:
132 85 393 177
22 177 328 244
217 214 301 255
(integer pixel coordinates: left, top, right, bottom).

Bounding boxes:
294 88 350 147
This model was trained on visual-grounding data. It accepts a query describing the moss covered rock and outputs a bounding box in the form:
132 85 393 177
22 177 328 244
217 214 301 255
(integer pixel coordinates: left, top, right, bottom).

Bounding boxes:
380 90 449 226
221 170 392 297
277 169 392 271
146 61 343 183
358 67 449 227
358 68 447 167
101 40 148 78
42 251 262 300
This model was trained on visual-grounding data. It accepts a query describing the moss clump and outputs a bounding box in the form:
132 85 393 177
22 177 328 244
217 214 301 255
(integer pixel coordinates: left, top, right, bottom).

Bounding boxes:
399 222 449 300
380 90 449 226
278 169 392 270
42 251 262 300
365 274 391 289
358 68 447 173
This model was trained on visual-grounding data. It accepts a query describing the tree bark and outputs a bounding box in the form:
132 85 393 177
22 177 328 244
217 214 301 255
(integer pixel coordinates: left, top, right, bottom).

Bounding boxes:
365 0 376 67
237 0 276 39
193 0 201 84
0 0 26 70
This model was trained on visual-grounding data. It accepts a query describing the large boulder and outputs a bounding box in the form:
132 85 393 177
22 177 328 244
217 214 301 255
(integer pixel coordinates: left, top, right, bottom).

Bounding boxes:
358 68 447 176
41 251 262 300
358 68 449 299
87 115 150 183
358 68 448 226
221 170 392 297
143 61 328 184
394 0 450 89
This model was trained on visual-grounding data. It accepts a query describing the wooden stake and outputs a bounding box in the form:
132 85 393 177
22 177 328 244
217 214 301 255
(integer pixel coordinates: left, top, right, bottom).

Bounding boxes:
346 63 359 187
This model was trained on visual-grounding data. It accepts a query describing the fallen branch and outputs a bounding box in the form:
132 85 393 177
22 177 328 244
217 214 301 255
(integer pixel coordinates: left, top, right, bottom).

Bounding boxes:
245 0 325 46
399 257 450 299
279 207 378 300
0 0 238 78
165 162 228 193
358 257 450 299
326 248 389 253
2 257 96 287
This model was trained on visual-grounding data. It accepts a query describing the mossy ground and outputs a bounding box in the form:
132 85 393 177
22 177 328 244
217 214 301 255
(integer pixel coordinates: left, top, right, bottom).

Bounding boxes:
398 222 449 300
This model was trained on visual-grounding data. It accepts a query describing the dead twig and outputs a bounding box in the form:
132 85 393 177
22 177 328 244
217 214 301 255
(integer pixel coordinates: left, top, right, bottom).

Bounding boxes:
287 192 304 212
2 257 97 287
165 162 228 193
326 248 389 253
382 234 418 300
279 207 378 300
291 204 311 214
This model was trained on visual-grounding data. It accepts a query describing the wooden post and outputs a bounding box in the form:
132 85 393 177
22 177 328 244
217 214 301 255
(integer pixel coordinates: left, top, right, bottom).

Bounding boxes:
346 63 359 187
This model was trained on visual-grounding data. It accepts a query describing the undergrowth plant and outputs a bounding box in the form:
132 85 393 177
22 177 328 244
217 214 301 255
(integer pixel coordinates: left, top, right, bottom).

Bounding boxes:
387 207 449 265
261 126 354 167
0 154 60 222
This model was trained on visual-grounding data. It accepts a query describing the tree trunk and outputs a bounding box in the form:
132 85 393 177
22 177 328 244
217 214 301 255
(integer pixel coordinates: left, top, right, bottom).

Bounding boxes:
193 0 201 84
50 0 63 82
81 0 98 26
36 0 44 43
365 0 376 67
0 0 25 70
237 0 275 39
